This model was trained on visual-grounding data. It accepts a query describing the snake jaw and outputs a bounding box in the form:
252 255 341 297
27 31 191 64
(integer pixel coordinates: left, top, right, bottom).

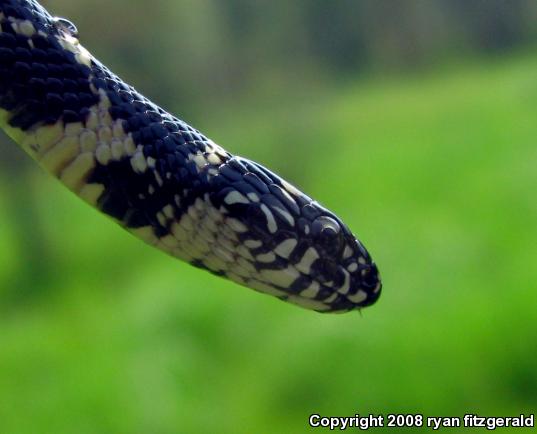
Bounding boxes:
0 0 382 313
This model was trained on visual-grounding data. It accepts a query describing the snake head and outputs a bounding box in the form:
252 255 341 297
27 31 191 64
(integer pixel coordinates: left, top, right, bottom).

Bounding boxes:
204 156 382 313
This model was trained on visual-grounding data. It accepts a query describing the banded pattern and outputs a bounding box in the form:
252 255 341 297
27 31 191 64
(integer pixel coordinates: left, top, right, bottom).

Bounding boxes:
0 0 382 312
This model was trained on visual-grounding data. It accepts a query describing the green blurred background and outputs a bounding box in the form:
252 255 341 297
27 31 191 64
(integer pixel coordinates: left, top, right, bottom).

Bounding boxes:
1 0 537 432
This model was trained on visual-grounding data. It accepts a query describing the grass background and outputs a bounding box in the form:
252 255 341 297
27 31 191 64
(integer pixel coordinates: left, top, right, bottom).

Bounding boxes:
1 1 537 433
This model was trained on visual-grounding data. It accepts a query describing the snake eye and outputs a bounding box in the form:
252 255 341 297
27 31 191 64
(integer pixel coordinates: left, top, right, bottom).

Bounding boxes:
312 216 340 237
53 17 78 37
311 216 344 255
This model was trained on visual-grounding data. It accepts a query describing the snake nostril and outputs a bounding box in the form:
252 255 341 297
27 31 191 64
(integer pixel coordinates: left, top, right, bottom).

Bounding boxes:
361 263 380 289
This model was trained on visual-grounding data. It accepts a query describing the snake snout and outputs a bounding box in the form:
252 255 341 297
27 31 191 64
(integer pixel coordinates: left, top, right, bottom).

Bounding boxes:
297 211 382 311
352 261 382 307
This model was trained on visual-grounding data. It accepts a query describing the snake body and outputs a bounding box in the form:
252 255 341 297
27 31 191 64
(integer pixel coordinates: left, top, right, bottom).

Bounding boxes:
0 0 381 312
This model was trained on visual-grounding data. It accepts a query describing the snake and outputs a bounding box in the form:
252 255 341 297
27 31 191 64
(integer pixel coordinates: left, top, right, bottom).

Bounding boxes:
0 0 381 313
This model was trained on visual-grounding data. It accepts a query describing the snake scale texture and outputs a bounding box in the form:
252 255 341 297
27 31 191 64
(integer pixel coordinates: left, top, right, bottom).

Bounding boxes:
0 0 381 313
